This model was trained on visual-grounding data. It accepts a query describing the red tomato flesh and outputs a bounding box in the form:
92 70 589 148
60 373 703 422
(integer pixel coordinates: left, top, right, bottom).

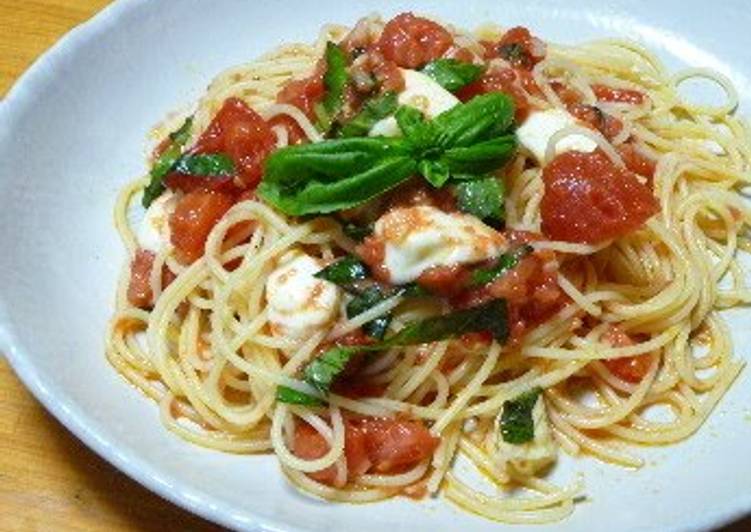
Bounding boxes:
127 249 156 308
191 97 276 189
601 326 652 383
592 84 646 105
457 69 532 122
276 67 325 118
494 26 546 70
377 12 453 69
169 190 235 264
541 150 659 243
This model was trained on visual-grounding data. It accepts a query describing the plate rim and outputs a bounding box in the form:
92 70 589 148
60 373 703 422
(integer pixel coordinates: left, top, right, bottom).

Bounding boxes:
0 1 750 530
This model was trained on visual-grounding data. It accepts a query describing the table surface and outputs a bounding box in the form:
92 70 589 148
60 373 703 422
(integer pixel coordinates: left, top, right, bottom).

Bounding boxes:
0 1 749 531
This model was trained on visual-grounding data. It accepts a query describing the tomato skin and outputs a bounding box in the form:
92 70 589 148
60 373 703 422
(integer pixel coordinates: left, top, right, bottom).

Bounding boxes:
457 70 531 122
169 190 235 264
601 326 652 383
191 98 276 189
592 84 646 105
356 418 439 474
377 12 453 69
541 150 659 243
276 66 325 118
127 249 156 308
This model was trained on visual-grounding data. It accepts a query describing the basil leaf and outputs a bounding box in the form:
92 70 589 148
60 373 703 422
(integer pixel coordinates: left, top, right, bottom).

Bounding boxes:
421 59 484 92
276 385 325 406
346 285 392 340
304 346 359 395
456 177 505 224
342 222 373 241
501 387 542 444
433 92 515 149
338 92 398 138
419 159 451 188
400 283 432 298
314 255 368 287
441 135 516 176
173 153 235 176
382 299 509 346
395 106 436 149
314 42 349 132
471 245 533 286
142 117 193 207
258 156 416 215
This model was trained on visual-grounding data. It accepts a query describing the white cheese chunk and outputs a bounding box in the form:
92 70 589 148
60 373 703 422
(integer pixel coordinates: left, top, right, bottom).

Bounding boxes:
369 69 460 137
137 191 176 253
373 205 506 284
495 394 557 476
516 108 598 163
265 251 342 342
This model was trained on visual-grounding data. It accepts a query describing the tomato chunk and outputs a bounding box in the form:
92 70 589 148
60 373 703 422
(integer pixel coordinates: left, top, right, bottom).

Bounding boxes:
377 12 453 69
169 190 234 264
601 326 652 383
617 142 656 180
592 84 646 105
541 150 659 243
457 69 531 122
569 104 624 141
276 67 325 118
356 418 439 473
127 249 156 308
487 26 546 70
192 97 276 188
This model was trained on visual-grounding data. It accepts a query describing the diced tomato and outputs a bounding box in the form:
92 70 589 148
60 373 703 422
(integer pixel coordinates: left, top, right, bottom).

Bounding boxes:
601 326 652 383
127 249 156 308
377 12 453 69
569 104 624 141
372 57 405 92
276 66 326 118
355 418 439 474
444 45 476 63
617 142 656 180
541 150 659 243
457 69 531 122
163 172 237 195
486 26 546 70
169 190 235 264
416 264 471 297
592 84 646 105
192 98 276 188
355 236 389 283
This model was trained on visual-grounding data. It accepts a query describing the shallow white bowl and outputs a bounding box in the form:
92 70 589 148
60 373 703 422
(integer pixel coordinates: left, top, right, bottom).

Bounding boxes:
1 1 750 530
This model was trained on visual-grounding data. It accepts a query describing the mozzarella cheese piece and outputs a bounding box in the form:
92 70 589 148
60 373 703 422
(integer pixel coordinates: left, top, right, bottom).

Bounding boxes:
137 191 177 253
369 69 460 137
516 108 598 163
265 251 342 342
495 395 557 476
373 205 506 284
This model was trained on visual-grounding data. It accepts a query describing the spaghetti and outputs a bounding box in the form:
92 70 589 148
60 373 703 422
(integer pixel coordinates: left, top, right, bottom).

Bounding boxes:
106 13 750 523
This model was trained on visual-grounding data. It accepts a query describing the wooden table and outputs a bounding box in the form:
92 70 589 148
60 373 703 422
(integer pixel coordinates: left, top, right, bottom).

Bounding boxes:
1 2 749 531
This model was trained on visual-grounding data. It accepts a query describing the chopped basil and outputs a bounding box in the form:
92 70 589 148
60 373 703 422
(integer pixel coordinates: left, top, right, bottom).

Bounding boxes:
421 58 484 92
471 245 533 287
456 176 505 225
346 285 392 340
142 117 193 207
276 385 325 406
338 92 398 138
314 41 349 133
501 387 542 444
314 255 368 289
173 153 235 176
304 346 357 395
341 222 374 241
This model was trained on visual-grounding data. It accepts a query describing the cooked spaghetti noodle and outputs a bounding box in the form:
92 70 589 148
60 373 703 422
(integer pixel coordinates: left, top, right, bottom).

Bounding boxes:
106 13 750 523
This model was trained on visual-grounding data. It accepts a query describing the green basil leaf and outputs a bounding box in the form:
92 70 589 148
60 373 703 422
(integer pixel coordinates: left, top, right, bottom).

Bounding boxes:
304 346 359 395
173 153 235 176
276 385 325 406
399 283 432 298
395 105 435 147
441 135 517 175
315 42 349 132
341 222 373 241
501 387 542 444
456 177 505 224
433 92 515 149
471 245 533 286
419 159 451 188
346 285 392 340
258 156 416 215
142 117 193 207
315 255 368 287
382 299 509 346
421 59 485 92
338 92 398 138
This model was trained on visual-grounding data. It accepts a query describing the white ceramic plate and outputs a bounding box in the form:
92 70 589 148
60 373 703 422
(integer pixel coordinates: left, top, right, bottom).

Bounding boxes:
1 1 750 530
